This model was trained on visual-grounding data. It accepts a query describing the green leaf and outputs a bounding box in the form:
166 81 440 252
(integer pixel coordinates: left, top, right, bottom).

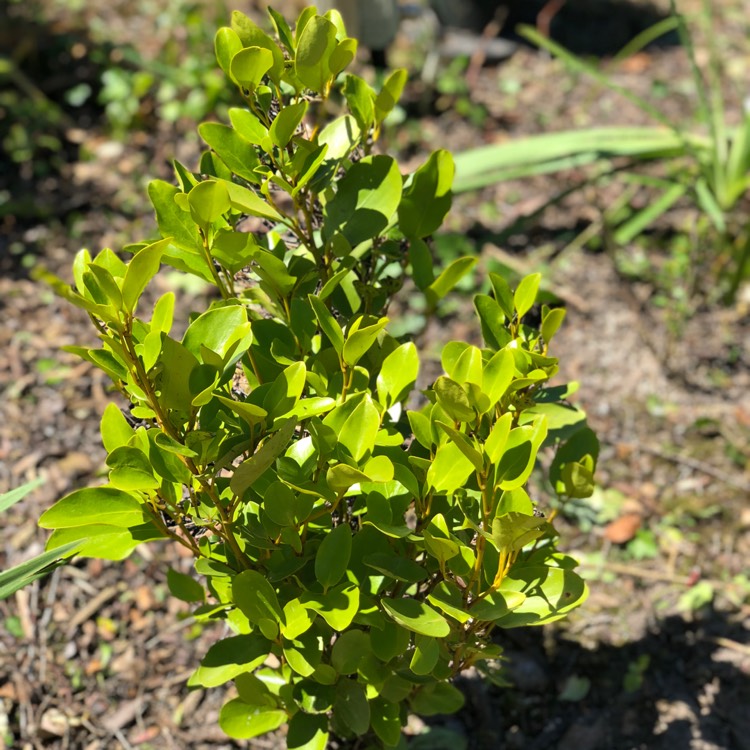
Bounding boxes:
485 412 513 463
187 179 230 228
45 522 164 561
198 123 261 183
263 362 306 420
0 540 81 600
410 634 440 676
100 403 133 453
364 553 428 584
423 512 460 563
315 523 352 589
263 481 297 527
295 15 338 93
374 68 407 126
183 304 250 360
0 478 43 515
281 598 314 640
377 342 419 407
452 125 694 192
495 566 588 627
39 487 148 529
219 699 287 740
483 349 515 407
106 446 160 491
435 422 483 473
230 46 274 90
122 238 168 314
427 581 471 624
474 294 508 350
331 629 369 674
426 441 475 495
343 317 388 367
541 306 566 344
370 697 402 747
217 396 268 426
150 291 175 334
427 257 477 307
399 150 454 238
433 377 475 423
550 427 599 499
233 569 285 625
469 589 526 621
158 336 200 412
336 394 380 462
409 682 465 716
214 27 243 80
363 455 394 483
269 100 308 149
230 11 285 84
513 273 541 320
300 583 359 630
495 417 548 490
167 568 204 603
343 75 375 132
188 633 271 687
284 630 322 676
326 464 370 492
309 294 344 354
370 619 411 662
287 712 329 750
491 512 547 554
323 155 403 247
230 419 297 497
147 179 204 252
330 37 357 77
381 598 450 637
333 679 370 736
317 114 360 164
268 7 295 53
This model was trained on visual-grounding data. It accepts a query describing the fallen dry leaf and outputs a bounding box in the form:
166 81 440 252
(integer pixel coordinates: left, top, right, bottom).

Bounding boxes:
603 513 642 544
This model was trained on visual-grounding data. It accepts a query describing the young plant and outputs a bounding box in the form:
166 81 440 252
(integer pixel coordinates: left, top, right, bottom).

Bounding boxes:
38 6 596 746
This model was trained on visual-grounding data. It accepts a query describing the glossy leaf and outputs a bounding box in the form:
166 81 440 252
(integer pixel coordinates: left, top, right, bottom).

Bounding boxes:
295 15 338 93
219 700 287 740
399 150 454 238
233 569 284 625
377 342 419 407
513 273 541 320
230 46 274 90
323 156 403 247
315 523 352 589
39 487 148 529
122 238 168 313
230 419 297 497
382 598 450 637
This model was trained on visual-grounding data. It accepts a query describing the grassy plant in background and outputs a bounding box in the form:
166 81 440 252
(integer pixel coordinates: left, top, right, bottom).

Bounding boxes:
0 479 81 599
452 2 750 305
38 6 597 745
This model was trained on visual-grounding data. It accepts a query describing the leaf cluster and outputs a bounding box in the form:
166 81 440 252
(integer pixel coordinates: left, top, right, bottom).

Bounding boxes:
39 6 598 746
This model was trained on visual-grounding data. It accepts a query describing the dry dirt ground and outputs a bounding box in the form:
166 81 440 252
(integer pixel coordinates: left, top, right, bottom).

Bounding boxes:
1 1 749 748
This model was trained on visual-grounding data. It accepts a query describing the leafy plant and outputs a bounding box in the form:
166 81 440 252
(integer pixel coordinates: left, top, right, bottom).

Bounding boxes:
38 6 596 746
452 5 750 304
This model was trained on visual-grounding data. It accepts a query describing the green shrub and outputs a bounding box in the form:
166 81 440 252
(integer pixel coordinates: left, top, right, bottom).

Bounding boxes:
38 6 597 745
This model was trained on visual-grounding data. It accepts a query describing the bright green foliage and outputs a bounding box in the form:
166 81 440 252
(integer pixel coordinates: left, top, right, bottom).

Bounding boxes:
39 6 597 746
